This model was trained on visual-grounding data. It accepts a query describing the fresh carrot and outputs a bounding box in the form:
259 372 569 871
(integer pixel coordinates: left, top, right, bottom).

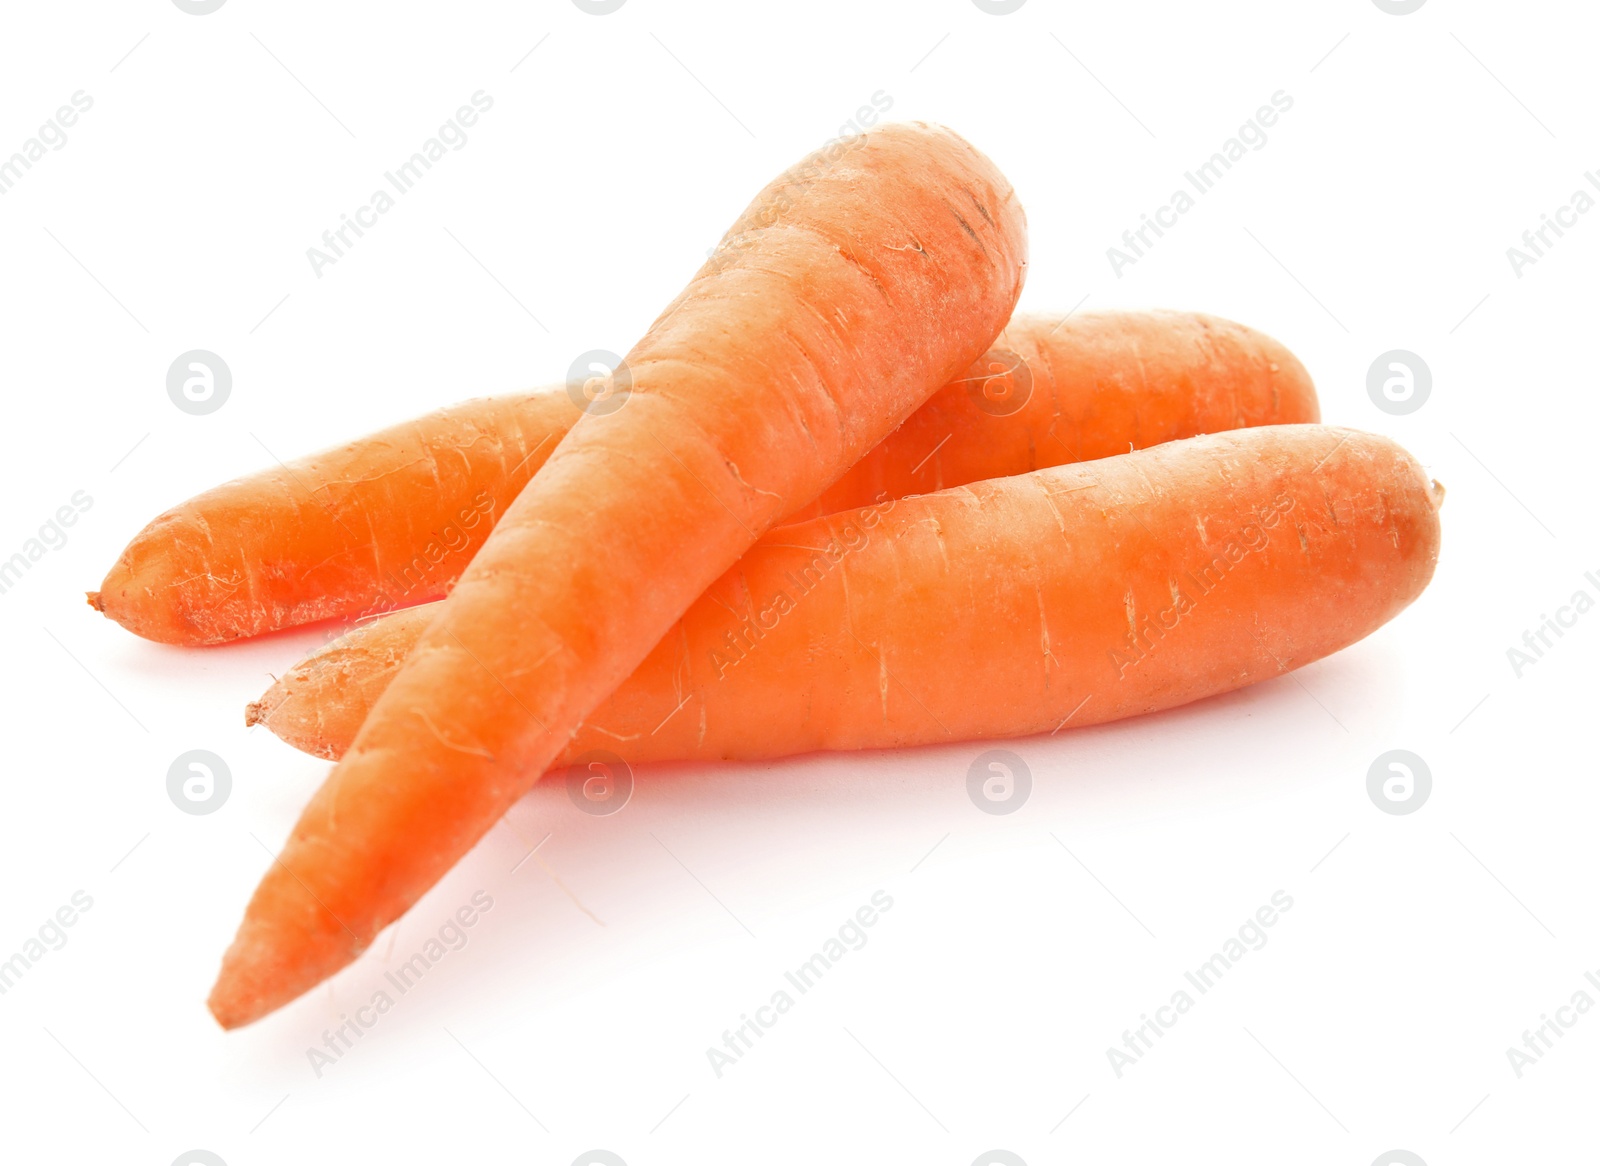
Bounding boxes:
253 426 1441 768
88 392 573 644
207 121 1030 1028
91 310 1315 645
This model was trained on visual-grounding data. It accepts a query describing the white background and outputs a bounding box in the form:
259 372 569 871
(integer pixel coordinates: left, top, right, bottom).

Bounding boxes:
0 1 1594 1163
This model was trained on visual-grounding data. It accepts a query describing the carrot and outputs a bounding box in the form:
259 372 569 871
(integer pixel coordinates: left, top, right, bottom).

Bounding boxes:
88 392 573 644
252 426 1441 768
91 310 1315 645
207 121 1029 1028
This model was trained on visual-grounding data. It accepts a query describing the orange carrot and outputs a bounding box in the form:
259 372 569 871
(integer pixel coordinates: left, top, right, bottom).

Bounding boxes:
208 122 1029 1027
91 310 1315 644
88 392 572 644
253 426 1441 768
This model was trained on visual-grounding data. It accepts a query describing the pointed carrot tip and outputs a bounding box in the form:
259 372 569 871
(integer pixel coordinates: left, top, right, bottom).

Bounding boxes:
206 954 266 1031
208 875 372 1031
244 700 265 728
86 590 103 612
207 939 297 1031
206 988 246 1031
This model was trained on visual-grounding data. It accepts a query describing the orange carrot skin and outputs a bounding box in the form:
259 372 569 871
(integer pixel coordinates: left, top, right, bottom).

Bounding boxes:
208 122 1030 1028
90 392 576 644
257 425 1440 771
93 311 1314 645
580 429 1439 756
794 308 1317 520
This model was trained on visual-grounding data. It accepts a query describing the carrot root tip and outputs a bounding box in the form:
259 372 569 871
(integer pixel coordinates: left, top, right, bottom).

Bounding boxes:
86 590 103 612
1430 479 1446 510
